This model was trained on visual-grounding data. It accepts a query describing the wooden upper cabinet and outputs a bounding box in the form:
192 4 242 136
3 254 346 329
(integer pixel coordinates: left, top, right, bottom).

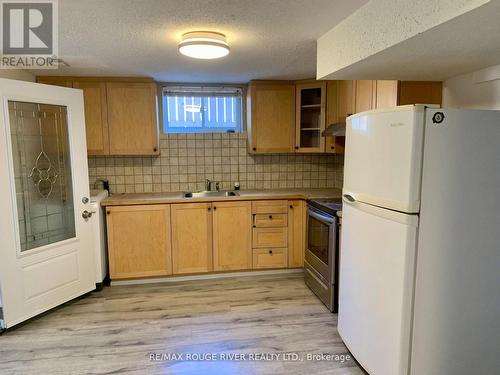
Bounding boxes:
36 77 159 156
73 81 109 155
106 82 159 155
336 80 356 121
352 80 442 112
212 201 252 271
326 81 338 126
374 80 399 109
355 80 376 113
36 77 73 87
295 81 326 153
247 81 295 153
325 135 345 154
171 203 213 275
398 81 443 105
106 205 172 280
325 81 346 154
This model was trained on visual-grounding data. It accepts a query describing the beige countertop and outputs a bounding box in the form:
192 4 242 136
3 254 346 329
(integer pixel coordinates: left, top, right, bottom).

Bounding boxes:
101 188 342 206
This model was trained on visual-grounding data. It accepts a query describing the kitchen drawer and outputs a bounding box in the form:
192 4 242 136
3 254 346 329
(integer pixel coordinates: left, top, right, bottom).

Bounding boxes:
252 200 288 214
253 248 288 269
254 213 288 228
252 227 288 248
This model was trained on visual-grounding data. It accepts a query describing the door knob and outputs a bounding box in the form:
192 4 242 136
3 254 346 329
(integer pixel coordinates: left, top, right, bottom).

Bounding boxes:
82 210 92 219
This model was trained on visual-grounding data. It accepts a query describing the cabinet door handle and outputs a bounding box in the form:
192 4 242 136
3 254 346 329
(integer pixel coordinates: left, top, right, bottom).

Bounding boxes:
208 207 211 211
213 206 217 211
289 205 293 209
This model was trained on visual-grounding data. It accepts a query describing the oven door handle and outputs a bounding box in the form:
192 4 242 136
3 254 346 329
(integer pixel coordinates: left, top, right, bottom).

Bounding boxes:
307 207 336 225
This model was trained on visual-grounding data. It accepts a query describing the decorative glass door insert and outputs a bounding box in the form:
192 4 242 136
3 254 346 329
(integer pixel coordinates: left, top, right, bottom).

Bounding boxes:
8 101 75 252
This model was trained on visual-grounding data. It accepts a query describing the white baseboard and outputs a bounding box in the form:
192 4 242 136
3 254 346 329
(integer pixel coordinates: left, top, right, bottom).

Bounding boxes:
111 268 304 286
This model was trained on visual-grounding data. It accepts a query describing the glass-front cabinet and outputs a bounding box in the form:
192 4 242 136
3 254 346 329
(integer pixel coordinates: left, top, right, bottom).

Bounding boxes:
295 81 326 153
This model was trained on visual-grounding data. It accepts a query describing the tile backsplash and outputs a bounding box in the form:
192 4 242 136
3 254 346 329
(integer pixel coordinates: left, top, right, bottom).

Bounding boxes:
88 132 344 194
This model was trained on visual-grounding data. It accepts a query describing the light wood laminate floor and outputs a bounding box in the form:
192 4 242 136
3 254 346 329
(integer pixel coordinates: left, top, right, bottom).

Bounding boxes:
0 273 365 375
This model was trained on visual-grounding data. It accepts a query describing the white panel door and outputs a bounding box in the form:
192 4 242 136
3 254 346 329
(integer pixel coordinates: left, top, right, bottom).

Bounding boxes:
338 198 418 375
0 79 95 329
344 105 427 213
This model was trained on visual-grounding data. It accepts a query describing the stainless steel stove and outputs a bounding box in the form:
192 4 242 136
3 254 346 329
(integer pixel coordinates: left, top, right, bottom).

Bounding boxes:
307 198 343 216
305 198 342 312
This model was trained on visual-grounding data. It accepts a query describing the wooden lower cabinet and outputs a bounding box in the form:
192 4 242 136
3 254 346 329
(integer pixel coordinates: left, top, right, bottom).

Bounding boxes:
106 199 308 280
252 227 288 248
251 199 304 270
171 203 213 274
254 213 288 228
253 248 288 269
212 201 252 271
107 205 171 279
252 200 288 214
288 200 306 268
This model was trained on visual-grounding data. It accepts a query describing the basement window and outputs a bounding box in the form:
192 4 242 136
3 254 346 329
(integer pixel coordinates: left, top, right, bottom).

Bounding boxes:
162 85 243 133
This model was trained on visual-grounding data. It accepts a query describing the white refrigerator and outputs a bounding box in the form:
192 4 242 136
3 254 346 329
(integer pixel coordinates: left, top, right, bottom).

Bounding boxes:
338 105 500 375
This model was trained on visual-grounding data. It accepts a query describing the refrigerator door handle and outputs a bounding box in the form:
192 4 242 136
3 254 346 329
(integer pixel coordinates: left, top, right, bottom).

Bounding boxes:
343 194 356 202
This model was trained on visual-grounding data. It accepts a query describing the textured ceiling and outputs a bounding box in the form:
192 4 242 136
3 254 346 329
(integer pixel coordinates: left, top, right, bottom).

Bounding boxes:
318 0 500 81
30 0 367 83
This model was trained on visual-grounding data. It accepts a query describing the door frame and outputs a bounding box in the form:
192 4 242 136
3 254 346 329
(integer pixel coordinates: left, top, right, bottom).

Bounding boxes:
0 78 95 329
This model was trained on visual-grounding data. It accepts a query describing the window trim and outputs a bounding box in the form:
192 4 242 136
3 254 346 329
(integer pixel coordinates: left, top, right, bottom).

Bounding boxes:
159 83 247 134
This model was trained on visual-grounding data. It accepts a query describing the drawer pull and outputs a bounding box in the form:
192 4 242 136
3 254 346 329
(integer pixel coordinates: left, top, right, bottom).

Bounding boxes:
269 215 273 219
269 250 273 255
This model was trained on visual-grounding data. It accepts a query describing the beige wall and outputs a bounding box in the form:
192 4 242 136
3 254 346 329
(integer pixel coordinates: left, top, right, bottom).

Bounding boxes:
0 70 35 81
443 64 500 110
89 132 344 194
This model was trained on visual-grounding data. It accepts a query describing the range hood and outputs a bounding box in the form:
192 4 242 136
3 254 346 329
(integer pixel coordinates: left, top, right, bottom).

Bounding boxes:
322 122 346 137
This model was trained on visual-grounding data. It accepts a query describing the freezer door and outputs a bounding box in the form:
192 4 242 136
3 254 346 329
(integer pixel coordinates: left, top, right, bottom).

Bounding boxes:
411 109 500 375
344 105 425 213
338 199 418 375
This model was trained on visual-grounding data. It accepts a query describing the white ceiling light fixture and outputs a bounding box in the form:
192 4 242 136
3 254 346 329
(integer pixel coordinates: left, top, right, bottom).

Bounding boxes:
178 31 230 59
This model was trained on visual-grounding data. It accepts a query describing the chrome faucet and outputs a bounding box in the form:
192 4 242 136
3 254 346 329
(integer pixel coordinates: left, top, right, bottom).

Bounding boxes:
205 179 220 192
206 179 213 191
